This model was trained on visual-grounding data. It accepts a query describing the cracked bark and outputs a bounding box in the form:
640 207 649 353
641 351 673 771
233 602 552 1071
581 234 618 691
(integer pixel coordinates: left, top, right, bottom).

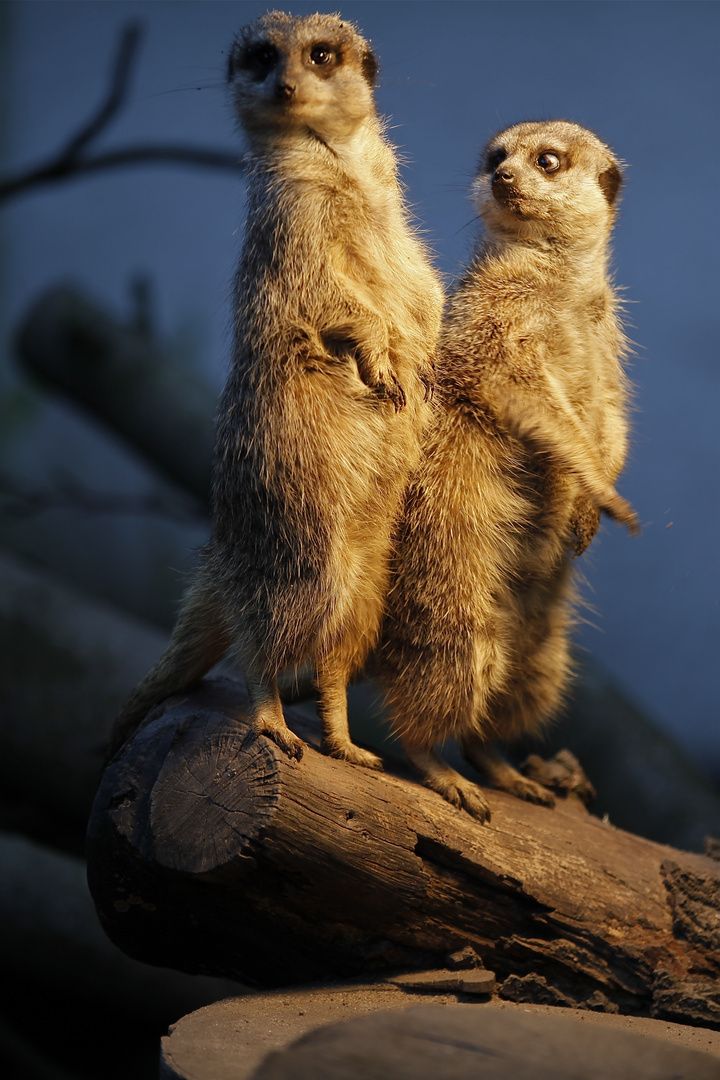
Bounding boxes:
87 678 720 1029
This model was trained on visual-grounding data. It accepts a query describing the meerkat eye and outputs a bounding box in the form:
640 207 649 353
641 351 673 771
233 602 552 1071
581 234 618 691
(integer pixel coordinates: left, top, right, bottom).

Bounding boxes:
484 148 506 173
537 152 561 173
310 43 335 66
241 43 278 79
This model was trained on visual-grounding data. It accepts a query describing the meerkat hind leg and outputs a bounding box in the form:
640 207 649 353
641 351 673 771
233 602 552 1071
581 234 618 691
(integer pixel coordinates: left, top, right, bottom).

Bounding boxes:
461 737 555 808
241 661 305 761
317 656 383 770
402 744 491 823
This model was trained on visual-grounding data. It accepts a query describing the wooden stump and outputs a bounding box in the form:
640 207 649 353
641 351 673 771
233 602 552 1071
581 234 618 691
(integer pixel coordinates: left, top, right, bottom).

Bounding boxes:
159 988 720 1080
87 678 720 1028
249 1004 720 1080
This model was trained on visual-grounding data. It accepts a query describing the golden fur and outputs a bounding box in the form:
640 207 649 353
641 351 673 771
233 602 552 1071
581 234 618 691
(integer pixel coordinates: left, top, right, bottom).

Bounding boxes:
107 12 443 762
377 121 638 821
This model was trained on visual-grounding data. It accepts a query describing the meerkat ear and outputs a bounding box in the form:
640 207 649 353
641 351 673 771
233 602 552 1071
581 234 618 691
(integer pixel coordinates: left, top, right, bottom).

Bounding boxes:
598 164 622 205
361 48 378 86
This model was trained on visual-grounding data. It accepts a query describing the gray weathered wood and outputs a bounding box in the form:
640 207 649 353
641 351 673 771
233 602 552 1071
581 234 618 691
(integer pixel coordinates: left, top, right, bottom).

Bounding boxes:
159 984 455 1080
159 988 720 1080
249 1004 720 1080
87 678 720 1029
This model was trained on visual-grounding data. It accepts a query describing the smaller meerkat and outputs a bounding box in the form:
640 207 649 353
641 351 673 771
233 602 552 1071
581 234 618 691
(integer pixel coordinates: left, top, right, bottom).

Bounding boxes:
107 12 442 763
377 120 638 822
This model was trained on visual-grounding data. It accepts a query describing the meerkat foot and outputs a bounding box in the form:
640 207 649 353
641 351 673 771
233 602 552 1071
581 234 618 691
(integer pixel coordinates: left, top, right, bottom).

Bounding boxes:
322 739 383 771
402 745 491 824
461 741 555 809
316 659 383 771
495 773 556 808
440 779 492 823
245 716 305 760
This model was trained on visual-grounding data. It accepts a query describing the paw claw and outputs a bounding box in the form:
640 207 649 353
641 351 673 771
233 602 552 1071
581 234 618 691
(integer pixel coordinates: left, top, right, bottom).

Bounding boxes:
246 720 305 761
524 783 555 808
376 371 406 411
349 748 383 770
274 730 305 760
420 357 437 401
443 782 492 824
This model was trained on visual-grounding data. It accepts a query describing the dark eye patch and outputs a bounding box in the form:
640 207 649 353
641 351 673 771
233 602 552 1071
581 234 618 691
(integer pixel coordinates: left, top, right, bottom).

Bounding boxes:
239 42 279 81
484 147 506 174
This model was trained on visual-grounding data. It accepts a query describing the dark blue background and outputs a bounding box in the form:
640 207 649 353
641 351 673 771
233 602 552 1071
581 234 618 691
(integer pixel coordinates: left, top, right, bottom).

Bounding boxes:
2 2 718 772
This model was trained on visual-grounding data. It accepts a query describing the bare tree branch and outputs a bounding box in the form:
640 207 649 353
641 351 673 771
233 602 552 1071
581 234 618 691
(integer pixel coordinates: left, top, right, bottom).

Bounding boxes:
64 23 143 159
0 22 243 204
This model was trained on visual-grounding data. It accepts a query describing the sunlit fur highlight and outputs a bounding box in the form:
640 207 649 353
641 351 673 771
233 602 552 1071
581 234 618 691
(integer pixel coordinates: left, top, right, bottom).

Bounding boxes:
377 120 637 821
108 12 443 762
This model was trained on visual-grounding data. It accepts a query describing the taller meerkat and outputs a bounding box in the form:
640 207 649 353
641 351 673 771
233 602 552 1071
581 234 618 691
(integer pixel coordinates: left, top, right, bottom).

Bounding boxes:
108 12 442 760
378 120 638 821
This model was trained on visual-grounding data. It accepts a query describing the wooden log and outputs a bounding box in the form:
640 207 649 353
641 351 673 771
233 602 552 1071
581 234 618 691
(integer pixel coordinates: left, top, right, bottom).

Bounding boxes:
14 286 720 850
87 678 720 1029
347 662 720 853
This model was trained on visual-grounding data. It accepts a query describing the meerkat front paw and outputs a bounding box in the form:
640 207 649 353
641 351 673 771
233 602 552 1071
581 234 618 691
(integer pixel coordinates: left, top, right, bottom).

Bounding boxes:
420 354 437 402
354 345 406 410
570 497 601 556
375 370 407 411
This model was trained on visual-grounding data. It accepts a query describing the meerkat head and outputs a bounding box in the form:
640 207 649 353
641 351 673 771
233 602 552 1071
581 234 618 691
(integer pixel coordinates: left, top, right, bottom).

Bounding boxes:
473 120 623 245
227 11 378 145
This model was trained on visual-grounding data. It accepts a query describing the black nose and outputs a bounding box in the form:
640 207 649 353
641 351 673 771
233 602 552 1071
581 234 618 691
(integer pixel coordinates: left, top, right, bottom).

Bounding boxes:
493 168 515 184
275 81 295 101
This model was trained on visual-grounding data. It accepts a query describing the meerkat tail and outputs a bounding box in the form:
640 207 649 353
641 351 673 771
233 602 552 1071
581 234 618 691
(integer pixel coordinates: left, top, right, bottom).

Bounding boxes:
106 579 233 760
